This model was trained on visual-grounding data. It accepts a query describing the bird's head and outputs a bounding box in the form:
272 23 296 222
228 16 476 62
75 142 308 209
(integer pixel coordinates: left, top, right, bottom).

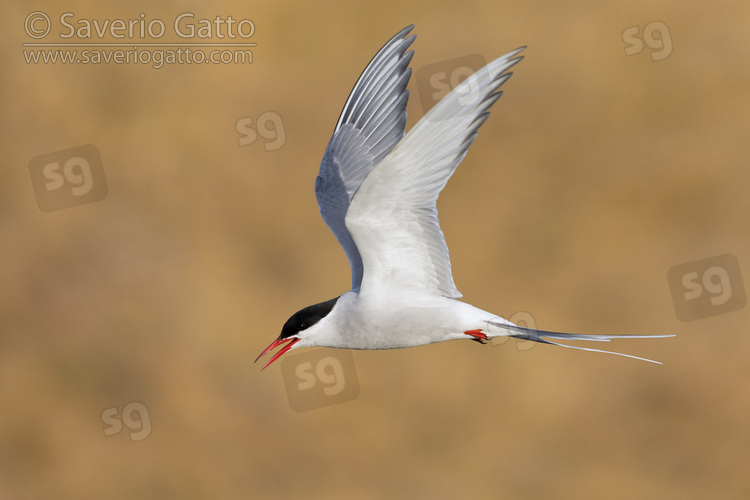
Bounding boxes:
255 296 340 370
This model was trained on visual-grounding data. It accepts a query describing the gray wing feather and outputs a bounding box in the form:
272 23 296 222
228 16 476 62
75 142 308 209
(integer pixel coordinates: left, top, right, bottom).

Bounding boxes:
316 26 416 291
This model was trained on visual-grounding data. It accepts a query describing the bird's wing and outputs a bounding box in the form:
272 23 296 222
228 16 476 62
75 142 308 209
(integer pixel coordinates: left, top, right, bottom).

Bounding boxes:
346 47 525 298
316 25 416 292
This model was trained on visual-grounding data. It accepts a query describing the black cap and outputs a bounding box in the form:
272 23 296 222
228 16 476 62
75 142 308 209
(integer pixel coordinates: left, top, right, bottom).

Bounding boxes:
279 296 340 339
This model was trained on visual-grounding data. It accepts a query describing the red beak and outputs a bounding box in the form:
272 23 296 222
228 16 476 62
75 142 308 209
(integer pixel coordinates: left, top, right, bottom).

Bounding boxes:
255 337 300 370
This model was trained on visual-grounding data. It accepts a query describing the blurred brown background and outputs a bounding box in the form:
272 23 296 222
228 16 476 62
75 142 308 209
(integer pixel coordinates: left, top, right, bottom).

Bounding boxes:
3 0 749 498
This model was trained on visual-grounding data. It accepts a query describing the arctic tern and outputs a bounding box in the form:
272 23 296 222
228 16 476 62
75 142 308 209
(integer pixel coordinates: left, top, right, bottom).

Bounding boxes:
256 25 672 369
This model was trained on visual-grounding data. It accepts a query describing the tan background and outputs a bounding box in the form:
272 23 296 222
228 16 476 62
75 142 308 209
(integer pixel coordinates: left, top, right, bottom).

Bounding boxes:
3 0 749 498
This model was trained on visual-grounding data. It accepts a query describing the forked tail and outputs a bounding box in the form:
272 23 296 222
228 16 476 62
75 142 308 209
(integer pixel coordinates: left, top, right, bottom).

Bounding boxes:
486 319 675 364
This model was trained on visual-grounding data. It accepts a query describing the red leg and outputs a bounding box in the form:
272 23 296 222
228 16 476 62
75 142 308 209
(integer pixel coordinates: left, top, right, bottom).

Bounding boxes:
464 329 488 343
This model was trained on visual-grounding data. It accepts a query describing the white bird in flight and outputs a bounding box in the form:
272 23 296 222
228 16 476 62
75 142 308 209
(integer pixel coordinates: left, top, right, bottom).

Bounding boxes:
257 25 672 369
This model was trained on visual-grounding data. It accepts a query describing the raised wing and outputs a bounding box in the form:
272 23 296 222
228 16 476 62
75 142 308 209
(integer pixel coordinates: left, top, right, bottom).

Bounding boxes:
346 48 525 298
316 26 416 292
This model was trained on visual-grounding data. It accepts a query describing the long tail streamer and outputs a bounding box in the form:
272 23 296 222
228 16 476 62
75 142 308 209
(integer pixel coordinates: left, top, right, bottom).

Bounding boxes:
488 321 675 364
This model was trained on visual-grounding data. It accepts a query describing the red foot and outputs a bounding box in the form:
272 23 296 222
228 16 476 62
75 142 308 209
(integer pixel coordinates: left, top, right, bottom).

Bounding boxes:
464 329 488 341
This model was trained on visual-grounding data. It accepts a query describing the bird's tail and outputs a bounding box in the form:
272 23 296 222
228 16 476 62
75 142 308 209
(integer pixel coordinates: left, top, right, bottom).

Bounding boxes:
486 318 674 364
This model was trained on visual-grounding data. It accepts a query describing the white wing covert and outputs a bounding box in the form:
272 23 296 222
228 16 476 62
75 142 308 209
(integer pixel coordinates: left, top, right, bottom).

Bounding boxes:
345 47 525 298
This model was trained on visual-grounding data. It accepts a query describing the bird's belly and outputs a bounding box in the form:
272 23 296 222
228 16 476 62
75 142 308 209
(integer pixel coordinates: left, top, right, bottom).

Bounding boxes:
333 294 486 350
